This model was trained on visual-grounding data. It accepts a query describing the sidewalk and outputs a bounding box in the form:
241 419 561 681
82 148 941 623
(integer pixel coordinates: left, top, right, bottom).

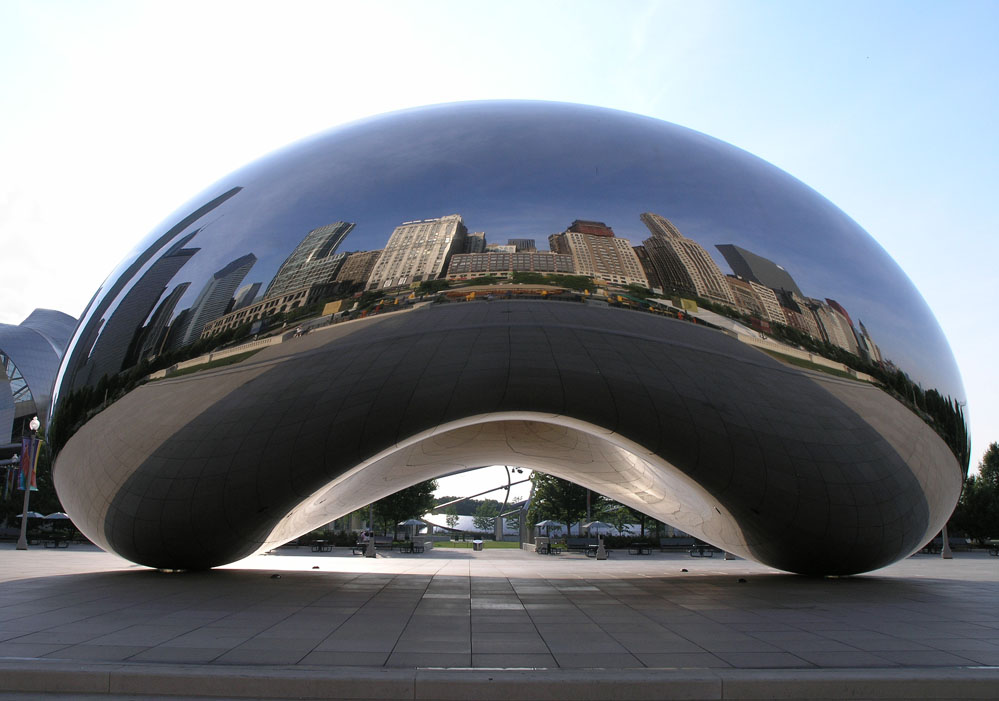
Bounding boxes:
1 543 997 699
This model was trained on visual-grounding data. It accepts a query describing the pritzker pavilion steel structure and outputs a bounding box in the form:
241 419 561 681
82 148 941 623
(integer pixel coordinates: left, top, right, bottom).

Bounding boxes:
1 309 76 446
49 102 968 575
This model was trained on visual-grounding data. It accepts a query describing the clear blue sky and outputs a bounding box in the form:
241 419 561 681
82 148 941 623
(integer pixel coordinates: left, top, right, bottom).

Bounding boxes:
1 1 996 480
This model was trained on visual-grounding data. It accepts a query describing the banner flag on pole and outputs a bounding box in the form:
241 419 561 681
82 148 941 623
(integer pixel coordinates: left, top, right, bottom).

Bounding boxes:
19 436 41 492
3 461 13 499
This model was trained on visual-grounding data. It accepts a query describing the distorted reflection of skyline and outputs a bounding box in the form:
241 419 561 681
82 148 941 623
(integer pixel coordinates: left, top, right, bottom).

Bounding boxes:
79 102 963 402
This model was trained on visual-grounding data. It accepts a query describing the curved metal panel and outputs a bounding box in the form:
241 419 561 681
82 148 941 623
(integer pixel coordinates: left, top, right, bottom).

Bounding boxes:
0 309 75 441
50 101 967 574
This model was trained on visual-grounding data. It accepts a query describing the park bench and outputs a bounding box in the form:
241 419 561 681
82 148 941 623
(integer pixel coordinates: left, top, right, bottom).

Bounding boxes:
659 537 696 552
566 537 598 552
689 542 718 557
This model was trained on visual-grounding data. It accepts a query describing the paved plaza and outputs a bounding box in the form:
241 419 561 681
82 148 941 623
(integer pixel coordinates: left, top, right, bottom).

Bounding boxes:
1 543 998 699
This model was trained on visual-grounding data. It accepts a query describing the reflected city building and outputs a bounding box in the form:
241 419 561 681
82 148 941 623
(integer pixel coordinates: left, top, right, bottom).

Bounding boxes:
49 102 968 575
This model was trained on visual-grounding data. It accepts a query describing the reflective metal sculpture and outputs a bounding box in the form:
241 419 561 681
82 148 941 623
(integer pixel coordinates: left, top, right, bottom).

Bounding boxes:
50 102 968 575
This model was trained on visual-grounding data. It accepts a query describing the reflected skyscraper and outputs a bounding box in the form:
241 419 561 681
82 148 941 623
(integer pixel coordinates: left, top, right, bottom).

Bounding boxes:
808 300 859 354
83 232 200 382
264 222 354 298
507 238 537 252
62 186 242 392
716 244 804 298
858 320 884 365
641 212 735 304
231 283 261 312
726 275 771 321
367 215 468 290
464 232 487 253
633 245 662 291
446 251 574 281
549 220 647 288
137 282 191 361
172 253 257 348
333 250 382 286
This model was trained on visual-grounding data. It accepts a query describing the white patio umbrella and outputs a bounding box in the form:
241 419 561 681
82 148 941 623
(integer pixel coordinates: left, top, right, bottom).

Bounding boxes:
534 519 561 536
17 511 45 519
398 518 424 540
582 521 613 560
44 512 71 521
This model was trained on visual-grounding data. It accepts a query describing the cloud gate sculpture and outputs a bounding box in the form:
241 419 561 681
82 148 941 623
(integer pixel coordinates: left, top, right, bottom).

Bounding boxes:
50 101 968 575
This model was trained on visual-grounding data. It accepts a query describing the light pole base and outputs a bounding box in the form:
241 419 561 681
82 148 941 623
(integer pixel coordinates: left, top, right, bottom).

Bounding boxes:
365 540 377 558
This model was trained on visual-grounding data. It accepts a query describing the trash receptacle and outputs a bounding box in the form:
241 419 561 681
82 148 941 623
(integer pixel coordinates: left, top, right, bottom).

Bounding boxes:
472 539 484 551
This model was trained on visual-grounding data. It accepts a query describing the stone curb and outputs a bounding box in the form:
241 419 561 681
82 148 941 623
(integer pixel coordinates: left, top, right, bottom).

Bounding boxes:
3 661 999 700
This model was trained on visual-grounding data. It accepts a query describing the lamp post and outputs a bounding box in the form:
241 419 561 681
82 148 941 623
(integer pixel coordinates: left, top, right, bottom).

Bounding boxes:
16 416 41 551
494 466 524 542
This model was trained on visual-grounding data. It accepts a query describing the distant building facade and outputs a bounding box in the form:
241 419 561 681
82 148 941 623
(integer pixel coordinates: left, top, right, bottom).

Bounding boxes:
633 244 663 291
264 221 355 298
507 238 537 252
137 282 191 361
171 253 257 348
333 250 382 286
809 300 859 354
446 251 574 280
641 212 734 304
83 232 200 381
567 220 615 237
548 220 647 288
202 283 337 338
715 244 804 298
486 243 516 253
231 283 261 312
858 320 883 365
366 215 468 290
464 232 487 253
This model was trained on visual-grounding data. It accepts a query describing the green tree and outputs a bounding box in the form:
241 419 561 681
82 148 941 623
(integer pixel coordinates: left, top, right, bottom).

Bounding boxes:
417 279 450 294
951 442 999 544
596 499 634 535
528 473 590 536
445 506 459 530
505 499 524 533
373 480 437 540
472 501 498 532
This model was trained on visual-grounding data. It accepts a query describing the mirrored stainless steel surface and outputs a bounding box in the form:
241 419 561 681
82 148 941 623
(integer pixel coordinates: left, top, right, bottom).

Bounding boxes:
50 101 968 574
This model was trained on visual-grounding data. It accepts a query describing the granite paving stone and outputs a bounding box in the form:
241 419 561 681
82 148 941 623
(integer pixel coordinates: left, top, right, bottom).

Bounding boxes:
3 543 999 681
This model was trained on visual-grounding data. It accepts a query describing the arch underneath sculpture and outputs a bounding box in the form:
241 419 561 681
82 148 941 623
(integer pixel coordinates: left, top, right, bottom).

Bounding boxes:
260 413 747 558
